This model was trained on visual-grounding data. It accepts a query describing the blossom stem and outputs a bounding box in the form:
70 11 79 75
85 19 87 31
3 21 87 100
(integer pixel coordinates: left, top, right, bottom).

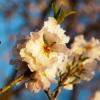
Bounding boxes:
44 90 51 99
0 75 24 94
53 85 62 99
44 89 56 100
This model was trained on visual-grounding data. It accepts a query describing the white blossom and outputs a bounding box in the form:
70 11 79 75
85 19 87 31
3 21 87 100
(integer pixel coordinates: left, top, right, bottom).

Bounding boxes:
79 59 97 81
71 35 100 60
19 17 70 92
43 17 70 44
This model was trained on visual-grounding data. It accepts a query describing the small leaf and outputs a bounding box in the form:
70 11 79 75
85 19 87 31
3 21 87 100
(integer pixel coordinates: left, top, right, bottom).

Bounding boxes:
57 9 65 23
52 0 59 17
74 75 80 79
57 10 77 24
81 57 89 62
70 78 79 84
55 8 62 19
64 11 77 17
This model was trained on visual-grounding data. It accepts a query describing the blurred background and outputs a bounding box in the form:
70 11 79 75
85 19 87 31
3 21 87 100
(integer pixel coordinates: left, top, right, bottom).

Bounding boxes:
0 0 100 100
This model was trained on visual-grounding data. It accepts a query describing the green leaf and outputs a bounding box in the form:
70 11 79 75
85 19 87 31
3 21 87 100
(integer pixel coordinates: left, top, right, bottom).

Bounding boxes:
52 0 59 18
52 0 77 24
55 8 62 19
74 75 80 79
57 9 65 23
57 10 77 24
64 11 77 17
81 57 89 62
70 78 79 84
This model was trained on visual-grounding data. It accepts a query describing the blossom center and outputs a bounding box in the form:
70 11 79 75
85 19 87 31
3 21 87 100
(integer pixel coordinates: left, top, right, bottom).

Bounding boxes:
85 44 93 50
44 45 51 53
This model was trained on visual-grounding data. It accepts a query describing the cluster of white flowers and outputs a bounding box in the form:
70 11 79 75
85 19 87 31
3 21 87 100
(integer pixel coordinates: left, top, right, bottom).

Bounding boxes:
19 17 100 93
20 17 69 92
71 35 100 60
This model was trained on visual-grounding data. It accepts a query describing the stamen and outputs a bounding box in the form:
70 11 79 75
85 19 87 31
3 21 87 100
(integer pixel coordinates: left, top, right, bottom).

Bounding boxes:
44 45 51 53
85 44 93 50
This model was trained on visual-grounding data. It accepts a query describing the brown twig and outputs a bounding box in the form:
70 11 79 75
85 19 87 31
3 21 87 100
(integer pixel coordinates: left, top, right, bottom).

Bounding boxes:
0 75 24 94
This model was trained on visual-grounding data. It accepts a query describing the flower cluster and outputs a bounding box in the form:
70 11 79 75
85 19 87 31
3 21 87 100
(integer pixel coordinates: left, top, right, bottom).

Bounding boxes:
14 17 100 93
60 35 100 89
19 17 69 92
71 35 100 60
